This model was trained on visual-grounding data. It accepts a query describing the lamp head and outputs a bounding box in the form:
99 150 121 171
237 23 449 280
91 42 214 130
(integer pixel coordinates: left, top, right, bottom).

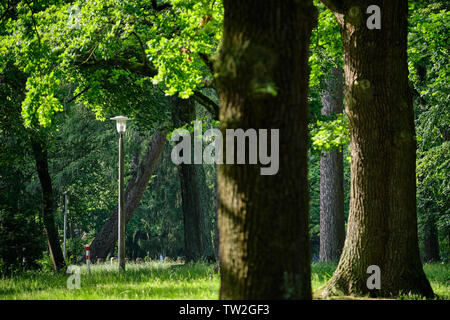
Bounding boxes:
110 116 131 133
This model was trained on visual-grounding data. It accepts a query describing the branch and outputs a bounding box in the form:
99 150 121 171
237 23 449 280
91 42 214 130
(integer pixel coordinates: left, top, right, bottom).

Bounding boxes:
196 53 216 88
78 57 218 119
198 52 214 74
151 0 172 12
156 3 172 11
139 17 154 28
131 31 148 67
201 77 215 88
25 0 40 46
319 0 344 13
80 43 99 65
192 90 219 120
79 57 158 78
106 58 157 77
0 0 18 23
67 86 90 104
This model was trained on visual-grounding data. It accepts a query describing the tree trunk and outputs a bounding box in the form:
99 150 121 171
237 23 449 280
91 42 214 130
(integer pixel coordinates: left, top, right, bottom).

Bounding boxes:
171 98 214 262
88 131 166 261
214 0 317 299
319 67 346 262
30 137 65 271
423 215 440 262
320 0 434 298
213 172 219 262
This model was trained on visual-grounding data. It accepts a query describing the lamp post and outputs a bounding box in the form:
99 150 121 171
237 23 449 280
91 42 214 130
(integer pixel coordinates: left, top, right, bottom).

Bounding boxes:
111 116 131 273
63 192 68 261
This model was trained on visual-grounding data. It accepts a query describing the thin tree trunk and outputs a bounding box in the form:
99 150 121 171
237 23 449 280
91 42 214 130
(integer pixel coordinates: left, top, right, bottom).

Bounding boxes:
214 0 317 299
30 137 65 271
423 213 440 262
320 0 434 298
213 171 219 263
171 97 214 262
319 67 346 262
177 161 214 261
89 131 166 261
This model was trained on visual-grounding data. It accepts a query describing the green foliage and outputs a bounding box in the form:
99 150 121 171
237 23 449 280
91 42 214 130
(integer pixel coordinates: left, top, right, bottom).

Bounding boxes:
1 0 222 127
62 237 85 264
147 0 223 97
0 62 45 275
308 1 349 156
36 251 55 274
307 2 350 259
0 209 45 276
409 1 450 259
310 113 350 154
309 1 343 89
166 115 219 140
22 72 62 127
49 104 120 251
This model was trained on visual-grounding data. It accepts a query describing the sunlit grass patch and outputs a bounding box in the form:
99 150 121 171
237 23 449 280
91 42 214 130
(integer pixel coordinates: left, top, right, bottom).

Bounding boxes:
311 262 337 293
423 262 450 299
0 261 220 300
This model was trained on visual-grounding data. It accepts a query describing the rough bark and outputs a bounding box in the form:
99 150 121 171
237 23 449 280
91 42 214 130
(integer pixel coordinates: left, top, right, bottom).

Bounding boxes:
30 137 65 271
171 98 215 262
319 67 346 262
88 131 166 261
321 0 434 298
214 0 317 299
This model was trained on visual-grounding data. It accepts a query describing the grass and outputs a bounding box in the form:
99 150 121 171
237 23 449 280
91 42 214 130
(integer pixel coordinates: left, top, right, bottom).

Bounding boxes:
0 261 448 300
0 261 219 300
311 262 450 300
421 262 450 299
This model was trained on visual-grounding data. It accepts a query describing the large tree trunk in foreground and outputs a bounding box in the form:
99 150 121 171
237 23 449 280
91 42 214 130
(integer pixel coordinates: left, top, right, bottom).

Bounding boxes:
321 0 433 297
30 137 65 271
319 67 346 262
215 0 317 299
172 98 214 262
89 131 166 261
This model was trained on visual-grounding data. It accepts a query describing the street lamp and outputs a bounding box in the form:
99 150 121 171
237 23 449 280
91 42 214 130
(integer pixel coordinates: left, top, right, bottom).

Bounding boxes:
63 192 69 261
111 116 131 273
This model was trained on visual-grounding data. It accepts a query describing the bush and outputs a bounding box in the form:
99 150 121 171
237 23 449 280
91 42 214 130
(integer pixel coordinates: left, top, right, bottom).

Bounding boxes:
36 251 54 273
64 237 85 264
0 209 45 275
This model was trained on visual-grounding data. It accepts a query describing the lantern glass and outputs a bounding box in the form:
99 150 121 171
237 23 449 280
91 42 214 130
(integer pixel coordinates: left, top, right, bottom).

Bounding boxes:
111 116 131 133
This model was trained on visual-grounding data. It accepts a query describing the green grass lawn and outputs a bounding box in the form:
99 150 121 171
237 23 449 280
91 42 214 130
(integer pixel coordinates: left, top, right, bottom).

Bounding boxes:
0 261 448 300
420 262 450 299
